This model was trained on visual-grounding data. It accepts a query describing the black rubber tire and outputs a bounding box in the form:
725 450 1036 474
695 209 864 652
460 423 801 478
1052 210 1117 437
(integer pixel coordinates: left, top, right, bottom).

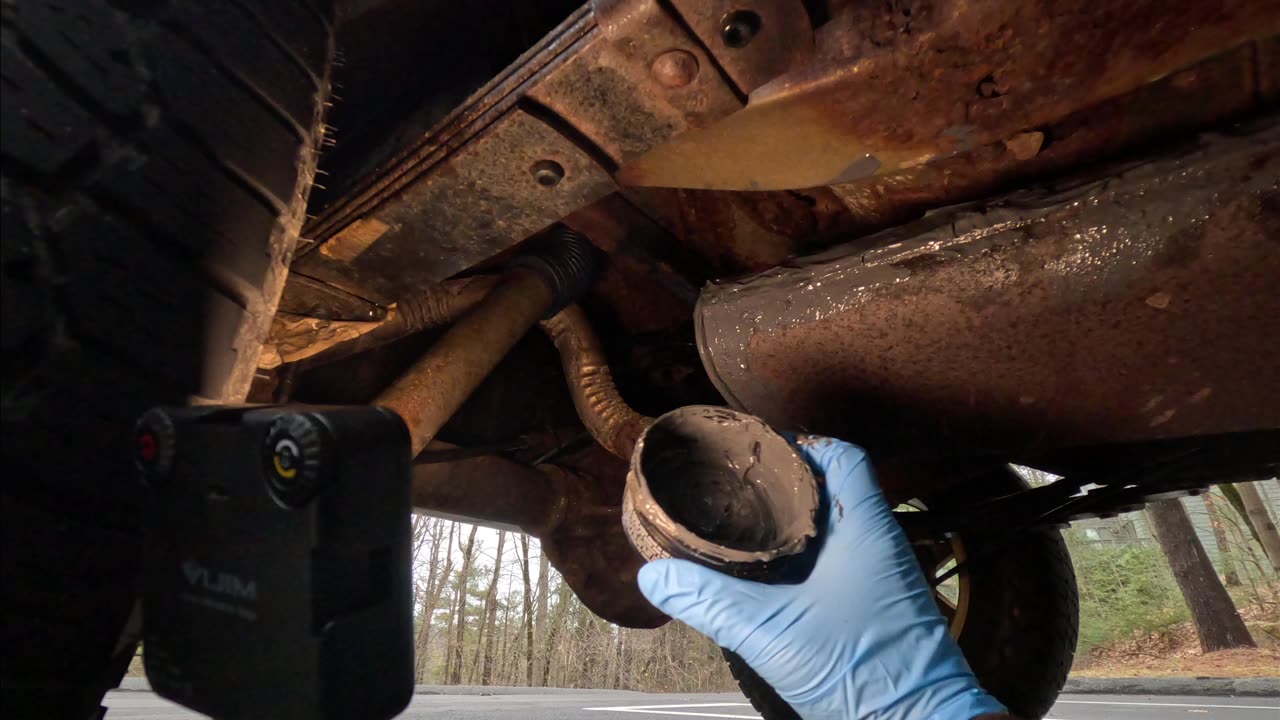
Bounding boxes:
727 467 1079 720
1 2 334 718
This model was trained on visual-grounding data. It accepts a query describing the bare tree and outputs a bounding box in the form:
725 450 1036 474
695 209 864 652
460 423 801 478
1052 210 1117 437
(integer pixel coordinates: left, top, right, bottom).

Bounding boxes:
1202 494 1242 586
1147 499 1256 651
480 531 507 685
1237 482 1280 574
403 524 739 692
1220 484 1265 549
535 545 550 682
448 525 481 684
540 579 571 687
517 535 535 686
413 520 455 681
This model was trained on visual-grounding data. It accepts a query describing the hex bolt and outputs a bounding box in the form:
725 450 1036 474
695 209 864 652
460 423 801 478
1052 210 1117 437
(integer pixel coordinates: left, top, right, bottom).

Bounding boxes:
531 159 565 187
720 10 762 49
651 50 699 88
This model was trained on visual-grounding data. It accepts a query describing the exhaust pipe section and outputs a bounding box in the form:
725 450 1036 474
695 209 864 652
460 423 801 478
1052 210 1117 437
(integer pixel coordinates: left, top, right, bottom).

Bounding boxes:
540 305 651 459
384 225 821 624
376 228 598 456
412 445 667 628
368 227 666 627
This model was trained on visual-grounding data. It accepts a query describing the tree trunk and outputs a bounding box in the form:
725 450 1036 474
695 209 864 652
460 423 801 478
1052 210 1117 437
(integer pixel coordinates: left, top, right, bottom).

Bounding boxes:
495 589 513 686
540 579 571 687
518 535 535 686
1220 484 1265 549
449 525 480 684
1146 499 1255 651
480 531 507 685
534 547 550 683
428 523 459 682
1237 482 1280 574
413 520 453 680
1202 494 1242 586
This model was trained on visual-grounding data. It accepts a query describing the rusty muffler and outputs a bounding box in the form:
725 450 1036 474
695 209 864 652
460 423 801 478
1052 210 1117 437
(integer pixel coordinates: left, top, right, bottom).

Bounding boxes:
694 122 1280 459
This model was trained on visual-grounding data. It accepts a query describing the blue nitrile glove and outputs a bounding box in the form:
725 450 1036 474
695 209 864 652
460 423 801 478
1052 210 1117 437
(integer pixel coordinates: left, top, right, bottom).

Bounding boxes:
637 436 1007 720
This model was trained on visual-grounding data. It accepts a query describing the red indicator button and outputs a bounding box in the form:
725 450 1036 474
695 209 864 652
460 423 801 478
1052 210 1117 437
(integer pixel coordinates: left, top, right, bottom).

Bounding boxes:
138 433 157 462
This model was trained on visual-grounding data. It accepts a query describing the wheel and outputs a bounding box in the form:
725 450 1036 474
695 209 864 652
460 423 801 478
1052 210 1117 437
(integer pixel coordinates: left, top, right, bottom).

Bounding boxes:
1 2 335 717
727 466 1079 720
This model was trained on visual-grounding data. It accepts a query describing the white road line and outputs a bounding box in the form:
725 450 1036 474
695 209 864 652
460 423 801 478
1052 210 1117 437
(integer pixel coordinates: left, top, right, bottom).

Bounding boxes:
1056 700 1280 710
584 702 761 719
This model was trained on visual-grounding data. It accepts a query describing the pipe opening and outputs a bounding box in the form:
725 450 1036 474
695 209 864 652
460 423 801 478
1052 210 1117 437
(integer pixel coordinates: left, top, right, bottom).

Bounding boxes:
630 406 818 566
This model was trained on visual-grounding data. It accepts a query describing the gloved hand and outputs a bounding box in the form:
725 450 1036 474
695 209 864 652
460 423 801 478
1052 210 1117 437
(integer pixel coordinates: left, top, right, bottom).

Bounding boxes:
637 436 1006 720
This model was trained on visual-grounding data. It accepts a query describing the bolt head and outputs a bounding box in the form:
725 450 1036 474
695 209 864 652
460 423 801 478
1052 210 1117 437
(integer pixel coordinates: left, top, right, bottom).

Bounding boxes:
531 159 565 188
652 50 699 88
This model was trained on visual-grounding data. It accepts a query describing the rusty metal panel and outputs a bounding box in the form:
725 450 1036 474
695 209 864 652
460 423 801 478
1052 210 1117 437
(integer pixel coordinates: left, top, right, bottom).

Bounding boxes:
293 108 616 303
666 0 814 94
303 6 597 245
528 0 743 166
297 1 744 306
826 42 1264 237
696 121 1280 458
617 0 1280 189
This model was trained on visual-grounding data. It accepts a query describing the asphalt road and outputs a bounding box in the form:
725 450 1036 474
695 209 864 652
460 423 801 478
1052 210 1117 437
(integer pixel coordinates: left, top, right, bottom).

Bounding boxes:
102 689 1280 720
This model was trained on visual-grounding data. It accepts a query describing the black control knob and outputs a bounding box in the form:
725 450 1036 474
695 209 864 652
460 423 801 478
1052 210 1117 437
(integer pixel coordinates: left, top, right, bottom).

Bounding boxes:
262 413 330 507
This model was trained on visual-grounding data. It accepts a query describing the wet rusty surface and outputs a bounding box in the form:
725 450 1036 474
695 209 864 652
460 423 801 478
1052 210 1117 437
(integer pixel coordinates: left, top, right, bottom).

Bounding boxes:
666 0 815 94
696 121 1280 458
617 0 1280 189
294 108 616 303
824 42 1269 238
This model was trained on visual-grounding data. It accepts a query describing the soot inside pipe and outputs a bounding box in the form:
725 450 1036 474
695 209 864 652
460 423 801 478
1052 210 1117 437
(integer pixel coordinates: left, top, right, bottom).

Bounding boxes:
630 406 817 565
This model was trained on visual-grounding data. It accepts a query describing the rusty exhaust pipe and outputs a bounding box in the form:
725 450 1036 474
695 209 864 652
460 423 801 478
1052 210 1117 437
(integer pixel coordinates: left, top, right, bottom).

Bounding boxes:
540 305 652 459
411 444 667 629
411 443 564 535
376 227 595 456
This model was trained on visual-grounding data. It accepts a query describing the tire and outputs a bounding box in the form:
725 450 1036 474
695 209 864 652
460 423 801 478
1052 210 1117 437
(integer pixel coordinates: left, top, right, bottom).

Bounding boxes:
727 467 1079 720
1 2 334 718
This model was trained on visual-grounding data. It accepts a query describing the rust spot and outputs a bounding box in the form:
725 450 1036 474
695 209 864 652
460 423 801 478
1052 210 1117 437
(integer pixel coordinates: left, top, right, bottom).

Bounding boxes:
1003 131 1045 161
319 217 390 262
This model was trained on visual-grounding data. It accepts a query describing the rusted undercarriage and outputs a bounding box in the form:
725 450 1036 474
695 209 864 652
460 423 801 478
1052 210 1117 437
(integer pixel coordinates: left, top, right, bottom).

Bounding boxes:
260 1 1280 625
